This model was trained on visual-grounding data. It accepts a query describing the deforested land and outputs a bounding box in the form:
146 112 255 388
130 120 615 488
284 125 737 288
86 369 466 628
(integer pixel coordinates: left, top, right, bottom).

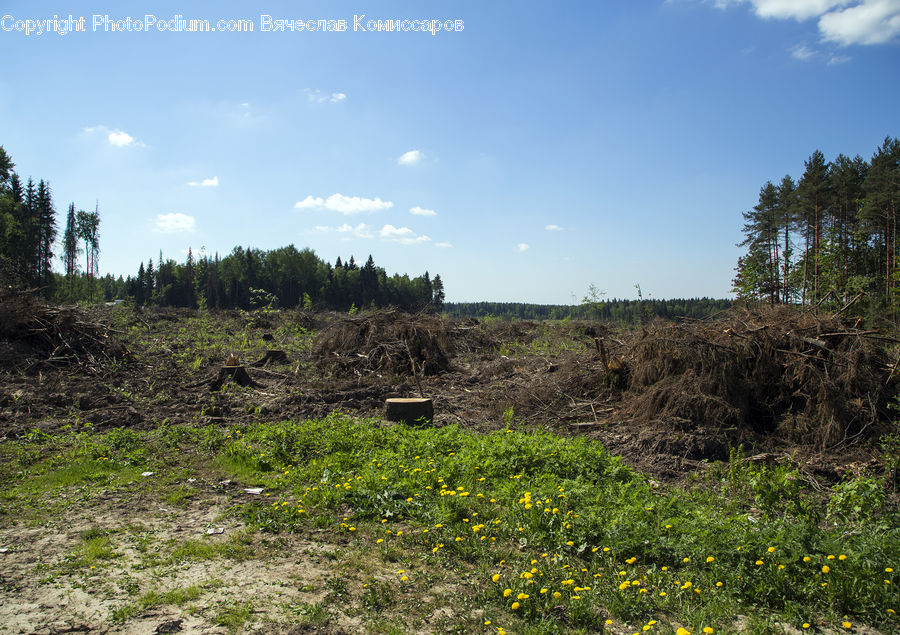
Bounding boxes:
0 286 898 635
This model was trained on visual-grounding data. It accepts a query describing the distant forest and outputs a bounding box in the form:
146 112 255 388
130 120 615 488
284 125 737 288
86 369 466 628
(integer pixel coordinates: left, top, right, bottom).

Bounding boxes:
445 298 732 323
733 136 899 320
0 144 442 313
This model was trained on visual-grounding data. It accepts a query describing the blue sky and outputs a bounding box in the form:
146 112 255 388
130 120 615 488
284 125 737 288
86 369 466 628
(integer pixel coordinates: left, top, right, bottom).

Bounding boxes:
1 1 898 303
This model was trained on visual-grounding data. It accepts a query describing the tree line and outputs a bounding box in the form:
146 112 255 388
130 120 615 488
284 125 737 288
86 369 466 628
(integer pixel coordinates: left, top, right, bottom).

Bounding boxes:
733 136 899 319
0 144 443 313
444 298 732 323
0 145 101 301
122 247 444 313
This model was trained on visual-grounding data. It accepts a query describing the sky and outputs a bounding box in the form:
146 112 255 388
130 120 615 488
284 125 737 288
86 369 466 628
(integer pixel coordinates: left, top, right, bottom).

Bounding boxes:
0 1 898 304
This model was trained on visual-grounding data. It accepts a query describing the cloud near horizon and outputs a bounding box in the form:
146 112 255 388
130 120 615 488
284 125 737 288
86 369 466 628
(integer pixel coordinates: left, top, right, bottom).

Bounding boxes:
517 243 530 252
83 125 146 148
380 224 431 245
410 206 437 216
187 176 219 187
295 193 394 214
154 213 196 233
544 224 564 231
305 89 347 104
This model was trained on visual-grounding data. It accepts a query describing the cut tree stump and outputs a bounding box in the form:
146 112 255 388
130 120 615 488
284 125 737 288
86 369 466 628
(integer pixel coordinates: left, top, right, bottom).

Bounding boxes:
209 366 257 391
385 397 433 426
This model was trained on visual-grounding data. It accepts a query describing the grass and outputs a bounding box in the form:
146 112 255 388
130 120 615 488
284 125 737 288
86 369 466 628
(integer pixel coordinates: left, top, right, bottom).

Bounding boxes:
220 414 900 634
0 414 897 634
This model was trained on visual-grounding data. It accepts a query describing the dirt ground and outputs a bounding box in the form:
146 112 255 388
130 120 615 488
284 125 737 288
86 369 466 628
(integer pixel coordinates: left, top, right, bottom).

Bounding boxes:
1 304 892 485
0 303 896 633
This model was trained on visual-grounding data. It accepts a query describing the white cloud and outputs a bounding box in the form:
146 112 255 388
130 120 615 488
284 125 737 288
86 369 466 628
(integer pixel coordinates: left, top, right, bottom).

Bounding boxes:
435 242 453 248
791 43 818 59
747 0 849 20
410 206 437 216
83 125 146 148
819 0 900 44
187 176 219 187
154 213 196 233
544 224 564 231
314 223 373 238
294 193 394 214
397 150 425 165
306 89 347 104
380 224 431 245
517 243 530 252
828 52 853 62
711 0 900 46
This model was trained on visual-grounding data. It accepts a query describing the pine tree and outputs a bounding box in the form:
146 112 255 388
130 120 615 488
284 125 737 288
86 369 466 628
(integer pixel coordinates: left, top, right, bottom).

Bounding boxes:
35 180 57 292
776 175 798 302
431 274 445 311
797 150 831 304
62 203 79 279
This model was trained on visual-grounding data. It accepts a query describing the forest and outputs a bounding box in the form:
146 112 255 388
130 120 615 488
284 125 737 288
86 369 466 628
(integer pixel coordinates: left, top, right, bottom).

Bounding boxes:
733 136 899 322
444 298 732 323
0 145 443 313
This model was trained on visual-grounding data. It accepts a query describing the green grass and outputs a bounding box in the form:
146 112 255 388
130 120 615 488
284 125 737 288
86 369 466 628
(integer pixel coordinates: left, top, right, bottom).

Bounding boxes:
1 414 897 634
220 414 899 634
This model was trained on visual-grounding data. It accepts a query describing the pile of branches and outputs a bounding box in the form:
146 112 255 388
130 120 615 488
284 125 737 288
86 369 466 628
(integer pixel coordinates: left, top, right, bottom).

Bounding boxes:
0 288 125 372
312 309 453 377
620 306 897 449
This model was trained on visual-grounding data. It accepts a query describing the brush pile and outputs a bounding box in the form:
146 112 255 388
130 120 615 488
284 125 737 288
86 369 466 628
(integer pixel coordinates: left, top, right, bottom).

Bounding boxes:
0 287 124 372
621 306 896 449
312 309 453 377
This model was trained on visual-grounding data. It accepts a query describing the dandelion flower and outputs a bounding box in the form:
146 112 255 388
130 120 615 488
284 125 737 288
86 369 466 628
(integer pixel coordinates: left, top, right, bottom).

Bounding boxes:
839 554 847 561
803 624 810 629
400 576 408 582
676 628 692 635
503 589 512 597
492 574 501 583
887 568 894 573
803 556 811 562
756 560 764 566
842 621 851 629
704 629 715 634
822 565 831 573
511 602 520 610
768 547 775 553
683 557 690 563
553 591 562 598
706 556 715 563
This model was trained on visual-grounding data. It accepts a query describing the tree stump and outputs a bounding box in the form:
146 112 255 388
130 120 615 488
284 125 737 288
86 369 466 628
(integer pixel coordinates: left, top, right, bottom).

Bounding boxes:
210 366 255 391
385 397 433 426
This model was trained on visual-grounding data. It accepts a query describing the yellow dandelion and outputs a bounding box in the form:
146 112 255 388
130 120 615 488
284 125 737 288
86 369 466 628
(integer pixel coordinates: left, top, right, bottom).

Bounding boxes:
822 565 831 573
553 591 561 598
704 629 715 634
803 556 811 562
706 556 715 563
768 547 775 553
511 602 520 610
492 574 501 583
839 554 847 561
503 588 512 597
842 621 851 629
